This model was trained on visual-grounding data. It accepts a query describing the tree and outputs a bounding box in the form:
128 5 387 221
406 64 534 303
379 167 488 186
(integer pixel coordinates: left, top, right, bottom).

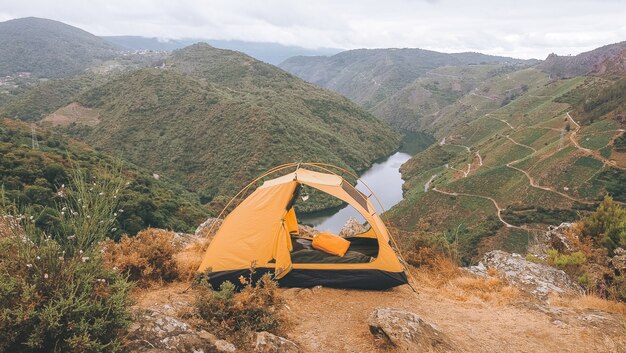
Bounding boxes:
581 196 626 255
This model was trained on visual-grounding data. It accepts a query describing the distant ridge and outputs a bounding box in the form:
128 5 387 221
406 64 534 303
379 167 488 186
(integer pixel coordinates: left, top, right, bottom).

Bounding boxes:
102 36 341 65
0 17 121 78
280 48 537 106
537 41 626 78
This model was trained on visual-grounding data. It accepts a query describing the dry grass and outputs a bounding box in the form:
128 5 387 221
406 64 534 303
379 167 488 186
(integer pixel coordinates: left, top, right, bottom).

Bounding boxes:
411 256 520 304
174 238 209 282
443 276 521 304
411 256 462 287
102 228 180 287
550 294 626 315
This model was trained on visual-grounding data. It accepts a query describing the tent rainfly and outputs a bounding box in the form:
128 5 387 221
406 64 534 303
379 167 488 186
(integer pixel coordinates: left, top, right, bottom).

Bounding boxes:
198 165 408 290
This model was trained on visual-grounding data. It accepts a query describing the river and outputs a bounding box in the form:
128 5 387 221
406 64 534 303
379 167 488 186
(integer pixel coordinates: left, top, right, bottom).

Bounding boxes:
299 151 412 233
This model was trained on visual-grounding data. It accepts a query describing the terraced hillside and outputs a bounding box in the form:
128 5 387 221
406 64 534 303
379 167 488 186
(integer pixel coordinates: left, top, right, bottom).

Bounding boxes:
388 60 626 264
372 64 537 132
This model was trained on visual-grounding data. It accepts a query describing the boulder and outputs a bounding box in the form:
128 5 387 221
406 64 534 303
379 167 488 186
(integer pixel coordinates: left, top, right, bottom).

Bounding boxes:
467 250 584 299
298 224 318 238
255 331 299 353
125 304 234 353
528 222 577 260
338 217 367 237
547 223 578 253
610 248 626 274
368 308 455 352
195 218 223 238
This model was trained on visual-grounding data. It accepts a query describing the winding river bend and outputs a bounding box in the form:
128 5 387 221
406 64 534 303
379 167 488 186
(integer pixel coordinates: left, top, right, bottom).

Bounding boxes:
299 151 411 233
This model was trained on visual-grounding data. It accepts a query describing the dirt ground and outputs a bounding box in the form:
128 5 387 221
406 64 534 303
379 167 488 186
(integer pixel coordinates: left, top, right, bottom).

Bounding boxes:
282 283 625 353
133 276 626 353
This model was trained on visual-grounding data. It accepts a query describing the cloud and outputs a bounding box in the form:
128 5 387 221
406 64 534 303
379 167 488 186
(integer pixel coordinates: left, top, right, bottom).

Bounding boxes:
0 0 624 59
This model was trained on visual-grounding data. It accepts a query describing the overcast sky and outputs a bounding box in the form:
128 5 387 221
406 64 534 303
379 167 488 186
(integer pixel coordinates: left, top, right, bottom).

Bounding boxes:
1 0 624 59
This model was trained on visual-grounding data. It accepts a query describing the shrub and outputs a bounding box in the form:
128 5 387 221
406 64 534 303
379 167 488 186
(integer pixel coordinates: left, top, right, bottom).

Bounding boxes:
407 229 459 267
194 273 284 345
0 236 132 353
102 228 180 287
0 166 133 353
581 195 626 255
548 250 587 268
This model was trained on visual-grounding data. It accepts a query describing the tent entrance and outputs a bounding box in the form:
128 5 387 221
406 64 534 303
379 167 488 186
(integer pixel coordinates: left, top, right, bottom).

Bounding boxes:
286 182 380 265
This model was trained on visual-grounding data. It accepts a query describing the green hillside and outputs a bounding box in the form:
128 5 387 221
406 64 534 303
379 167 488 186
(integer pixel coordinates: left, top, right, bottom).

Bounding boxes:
29 44 400 211
279 48 536 127
371 64 526 131
388 52 626 264
0 17 120 78
0 118 208 236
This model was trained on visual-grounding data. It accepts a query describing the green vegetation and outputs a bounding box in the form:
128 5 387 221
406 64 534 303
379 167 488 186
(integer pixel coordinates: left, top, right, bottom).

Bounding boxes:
279 48 535 130
389 46 626 262
0 74 104 121
581 196 626 254
597 169 626 202
567 77 626 124
502 207 579 226
399 131 436 155
0 17 119 78
0 167 132 353
0 119 207 236
193 273 284 346
547 249 587 268
615 134 626 152
36 44 399 211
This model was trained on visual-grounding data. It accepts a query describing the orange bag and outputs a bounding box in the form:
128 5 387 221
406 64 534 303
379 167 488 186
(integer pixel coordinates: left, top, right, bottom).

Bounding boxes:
312 232 350 257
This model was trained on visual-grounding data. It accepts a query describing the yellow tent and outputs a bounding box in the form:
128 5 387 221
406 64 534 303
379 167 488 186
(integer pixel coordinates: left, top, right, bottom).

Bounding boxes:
198 165 408 290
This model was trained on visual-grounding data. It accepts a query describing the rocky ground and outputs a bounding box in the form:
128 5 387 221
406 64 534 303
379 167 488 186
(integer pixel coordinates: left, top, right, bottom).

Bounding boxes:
125 221 626 353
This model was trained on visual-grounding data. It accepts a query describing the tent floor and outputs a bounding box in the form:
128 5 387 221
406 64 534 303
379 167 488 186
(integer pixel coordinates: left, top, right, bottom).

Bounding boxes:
205 267 408 290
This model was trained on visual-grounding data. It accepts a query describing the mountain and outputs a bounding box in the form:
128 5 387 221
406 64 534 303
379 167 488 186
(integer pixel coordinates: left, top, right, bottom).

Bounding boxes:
370 63 528 132
0 118 208 235
19 43 399 211
537 41 626 79
387 47 626 264
0 17 121 78
102 36 341 65
279 48 536 111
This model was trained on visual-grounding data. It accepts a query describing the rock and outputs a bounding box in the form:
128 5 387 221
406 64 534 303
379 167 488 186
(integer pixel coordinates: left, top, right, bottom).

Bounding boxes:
282 287 302 298
528 223 577 260
215 340 237 352
126 304 233 353
195 218 223 238
255 331 299 353
296 288 313 297
338 217 367 237
610 247 626 274
468 250 584 299
462 262 488 278
298 224 318 238
547 223 578 253
368 308 455 352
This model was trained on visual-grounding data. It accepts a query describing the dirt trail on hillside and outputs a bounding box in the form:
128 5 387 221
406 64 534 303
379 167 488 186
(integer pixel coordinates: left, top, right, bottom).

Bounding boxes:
506 134 537 152
503 128 595 206
284 283 626 353
432 187 518 228
567 112 626 171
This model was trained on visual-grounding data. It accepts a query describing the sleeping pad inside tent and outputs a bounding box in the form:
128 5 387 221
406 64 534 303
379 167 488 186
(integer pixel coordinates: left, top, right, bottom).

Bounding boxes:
197 166 408 290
